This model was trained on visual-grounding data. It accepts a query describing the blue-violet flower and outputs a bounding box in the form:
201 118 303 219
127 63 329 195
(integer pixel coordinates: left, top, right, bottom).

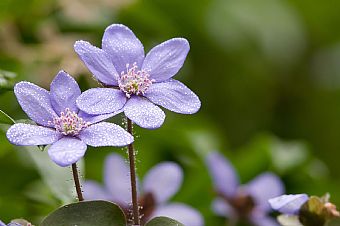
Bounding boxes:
83 153 204 226
74 24 201 129
206 151 284 226
6 71 133 167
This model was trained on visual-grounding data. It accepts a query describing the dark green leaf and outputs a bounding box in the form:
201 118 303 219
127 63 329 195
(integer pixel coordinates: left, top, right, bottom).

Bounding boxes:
40 200 126 226
145 217 184 226
0 109 15 124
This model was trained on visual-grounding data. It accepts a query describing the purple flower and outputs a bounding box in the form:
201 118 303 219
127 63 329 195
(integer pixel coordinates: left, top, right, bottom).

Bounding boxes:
269 194 340 219
269 194 309 215
83 153 204 226
0 221 21 226
206 151 284 226
74 24 201 129
6 71 133 167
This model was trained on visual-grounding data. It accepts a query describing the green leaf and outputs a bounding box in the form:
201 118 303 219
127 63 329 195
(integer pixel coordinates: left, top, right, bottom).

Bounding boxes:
0 109 15 124
40 200 126 226
327 218 340 226
145 217 184 226
24 146 85 203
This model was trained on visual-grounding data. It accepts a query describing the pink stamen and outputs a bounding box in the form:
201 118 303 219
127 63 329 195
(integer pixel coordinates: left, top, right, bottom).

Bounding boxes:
118 62 154 98
49 108 89 136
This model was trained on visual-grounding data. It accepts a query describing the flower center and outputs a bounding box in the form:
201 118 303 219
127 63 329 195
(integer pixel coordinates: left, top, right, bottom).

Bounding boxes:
50 108 89 136
118 63 154 98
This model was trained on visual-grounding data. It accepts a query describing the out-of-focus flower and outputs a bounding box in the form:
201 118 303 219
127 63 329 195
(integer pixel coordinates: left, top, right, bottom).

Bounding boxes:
269 194 340 226
206 151 284 226
75 24 201 129
6 71 133 167
0 219 30 226
83 153 204 226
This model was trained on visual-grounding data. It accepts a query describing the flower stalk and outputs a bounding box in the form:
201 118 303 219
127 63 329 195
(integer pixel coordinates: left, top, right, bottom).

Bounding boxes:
126 118 140 225
72 163 84 202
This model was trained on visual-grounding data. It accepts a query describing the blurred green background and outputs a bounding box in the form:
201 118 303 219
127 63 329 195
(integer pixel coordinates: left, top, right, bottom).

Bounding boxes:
1 0 340 225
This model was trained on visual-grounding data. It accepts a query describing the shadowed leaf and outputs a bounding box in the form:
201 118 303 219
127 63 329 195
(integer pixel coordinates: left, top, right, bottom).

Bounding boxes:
40 200 126 226
145 216 184 226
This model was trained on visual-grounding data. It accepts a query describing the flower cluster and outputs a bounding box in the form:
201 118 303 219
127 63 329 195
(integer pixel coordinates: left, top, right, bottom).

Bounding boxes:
5 23 203 225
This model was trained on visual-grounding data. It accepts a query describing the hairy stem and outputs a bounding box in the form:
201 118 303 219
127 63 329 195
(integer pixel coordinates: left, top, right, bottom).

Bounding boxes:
72 163 84 202
127 118 140 225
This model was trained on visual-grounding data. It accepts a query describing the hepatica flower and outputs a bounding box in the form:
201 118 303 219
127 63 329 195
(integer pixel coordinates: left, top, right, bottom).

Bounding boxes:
6 71 133 167
74 24 201 129
206 151 284 226
83 153 204 226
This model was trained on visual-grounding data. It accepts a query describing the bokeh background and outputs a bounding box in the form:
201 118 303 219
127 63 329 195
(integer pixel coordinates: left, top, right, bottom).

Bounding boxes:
1 0 340 225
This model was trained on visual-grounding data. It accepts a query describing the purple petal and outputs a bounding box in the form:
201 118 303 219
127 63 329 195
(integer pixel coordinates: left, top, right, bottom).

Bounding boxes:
83 180 112 201
251 215 280 226
142 38 189 82
50 70 81 114
14 82 57 127
145 79 201 114
205 152 239 197
0 221 6 226
79 122 133 147
268 194 308 215
48 137 87 167
245 172 284 212
78 111 117 124
74 40 119 85
143 162 183 204
104 153 133 205
102 24 144 74
76 88 126 114
124 96 165 129
151 203 204 226
212 198 235 217
6 123 59 145
8 223 22 226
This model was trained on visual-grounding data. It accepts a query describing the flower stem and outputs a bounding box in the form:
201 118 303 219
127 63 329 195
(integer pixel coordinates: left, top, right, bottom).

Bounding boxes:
72 163 84 202
127 118 140 225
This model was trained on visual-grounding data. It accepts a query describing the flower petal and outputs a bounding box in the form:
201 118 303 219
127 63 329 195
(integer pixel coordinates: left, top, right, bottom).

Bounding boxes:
124 96 165 129
6 123 59 145
142 38 189 82
79 122 133 147
268 194 308 215
151 203 204 226
14 81 57 127
212 198 235 217
50 70 81 114
205 152 239 197
251 215 280 226
78 111 117 124
143 162 183 204
102 24 144 73
83 180 112 201
244 172 284 212
104 153 133 205
76 88 126 114
74 40 119 85
48 137 87 167
145 79 201 114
